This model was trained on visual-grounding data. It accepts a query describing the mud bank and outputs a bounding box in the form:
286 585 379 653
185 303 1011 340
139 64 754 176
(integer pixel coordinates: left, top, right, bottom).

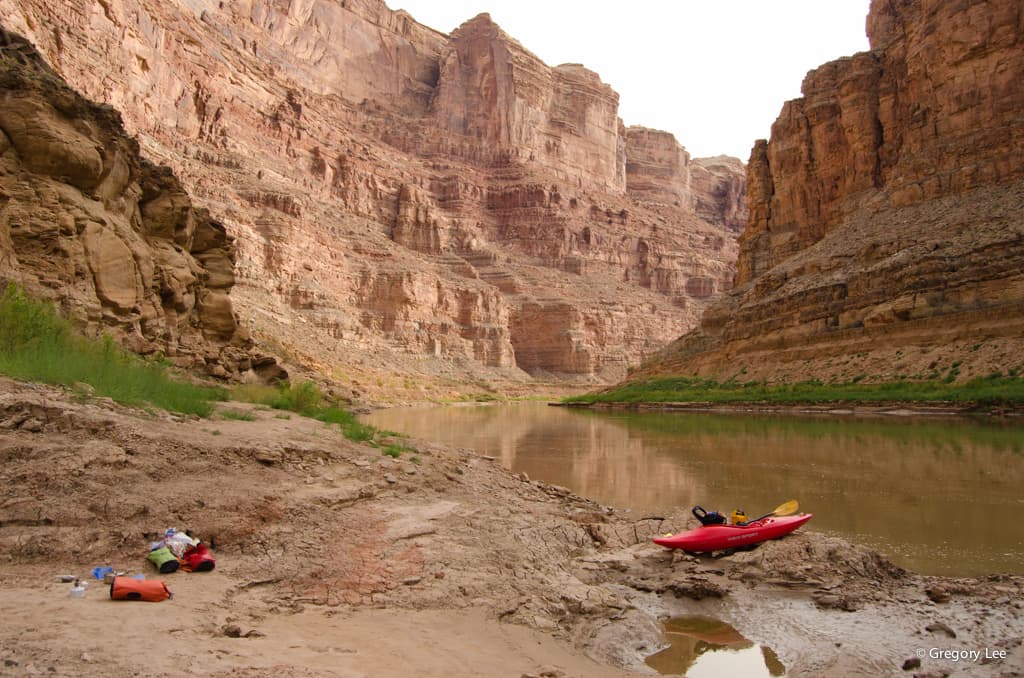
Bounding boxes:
1 377 1021 677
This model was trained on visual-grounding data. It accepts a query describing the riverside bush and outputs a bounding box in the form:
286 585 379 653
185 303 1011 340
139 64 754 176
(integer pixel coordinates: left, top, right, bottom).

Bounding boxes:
233 379 382 443
565 374 1024 407
0 283 223 415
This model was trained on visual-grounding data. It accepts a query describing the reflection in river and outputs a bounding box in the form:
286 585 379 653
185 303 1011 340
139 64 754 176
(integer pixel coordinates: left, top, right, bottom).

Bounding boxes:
362 403 1024 576
645 616 785 677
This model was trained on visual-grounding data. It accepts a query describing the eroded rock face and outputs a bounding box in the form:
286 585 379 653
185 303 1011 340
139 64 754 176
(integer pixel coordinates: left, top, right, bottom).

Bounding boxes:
691 155 748 233
741 0 1024 285
0 1 743 388
638 0 1024 384
626 127 693 208
0 28 267 379
431 15 625 193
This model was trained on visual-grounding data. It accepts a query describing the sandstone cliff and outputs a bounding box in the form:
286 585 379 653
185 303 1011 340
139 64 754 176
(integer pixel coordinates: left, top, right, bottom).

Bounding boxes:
430 16 625 192
0 27 277 381
638 0 1024 384
0 0 742 396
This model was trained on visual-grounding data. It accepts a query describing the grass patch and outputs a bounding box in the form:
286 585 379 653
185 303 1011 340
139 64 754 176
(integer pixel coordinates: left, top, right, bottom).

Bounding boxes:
382 445 403 458
234 378 400 445
220 409 256 421
564 374 1024 407
0 284 224 416
313 406 376 442
271 380 323 413
231 383 279 405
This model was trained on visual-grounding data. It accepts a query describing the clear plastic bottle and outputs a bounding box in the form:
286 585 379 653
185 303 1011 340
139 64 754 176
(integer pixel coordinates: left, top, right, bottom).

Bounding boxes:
69 579 87 598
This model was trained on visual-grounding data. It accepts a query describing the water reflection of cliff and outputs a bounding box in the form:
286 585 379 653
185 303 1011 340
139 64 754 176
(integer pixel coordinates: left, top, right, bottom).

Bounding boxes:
645 616 786 677
363 404 1024 575
366 403 710 511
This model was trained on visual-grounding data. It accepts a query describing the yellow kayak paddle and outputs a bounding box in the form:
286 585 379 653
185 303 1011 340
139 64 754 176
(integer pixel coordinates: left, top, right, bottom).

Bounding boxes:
749 499 799 523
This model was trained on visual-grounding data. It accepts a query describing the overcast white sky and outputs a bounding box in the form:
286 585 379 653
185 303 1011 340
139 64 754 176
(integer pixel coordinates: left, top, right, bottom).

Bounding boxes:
392 0 872 160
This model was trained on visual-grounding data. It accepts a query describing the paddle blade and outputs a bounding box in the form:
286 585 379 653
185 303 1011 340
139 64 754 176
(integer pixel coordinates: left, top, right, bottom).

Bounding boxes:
773 499 799 516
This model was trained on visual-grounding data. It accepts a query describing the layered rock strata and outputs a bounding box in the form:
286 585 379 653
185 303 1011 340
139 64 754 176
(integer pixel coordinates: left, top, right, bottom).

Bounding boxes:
639 0 1024 384
0 1 742 390
0 27 274 380
691 155 747 233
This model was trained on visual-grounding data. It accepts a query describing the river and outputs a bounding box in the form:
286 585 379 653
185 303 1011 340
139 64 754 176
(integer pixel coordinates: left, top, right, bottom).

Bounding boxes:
362 402 1024 576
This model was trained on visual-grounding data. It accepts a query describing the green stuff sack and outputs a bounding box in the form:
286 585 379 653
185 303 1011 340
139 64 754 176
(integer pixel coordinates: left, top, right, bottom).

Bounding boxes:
147 546 179 573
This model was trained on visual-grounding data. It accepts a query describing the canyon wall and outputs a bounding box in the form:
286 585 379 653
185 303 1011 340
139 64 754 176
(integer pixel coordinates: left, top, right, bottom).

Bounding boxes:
639 0 1024 384
0 0 742 394
0 27 277 381
430 16 625 192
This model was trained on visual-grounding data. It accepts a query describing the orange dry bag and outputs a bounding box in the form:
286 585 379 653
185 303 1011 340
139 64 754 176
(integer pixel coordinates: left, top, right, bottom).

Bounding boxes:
109 576 172 602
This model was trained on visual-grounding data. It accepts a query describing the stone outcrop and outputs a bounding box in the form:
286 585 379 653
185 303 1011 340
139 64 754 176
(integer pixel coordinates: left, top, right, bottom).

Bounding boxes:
0 27 275 380
0 0 743 390
690 155 747 233
636 0 1024 384
625 127 693 208
431 16 625 192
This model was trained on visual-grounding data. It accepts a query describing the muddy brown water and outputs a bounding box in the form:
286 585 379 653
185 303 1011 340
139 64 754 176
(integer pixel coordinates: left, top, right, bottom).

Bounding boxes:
363 403 1024 576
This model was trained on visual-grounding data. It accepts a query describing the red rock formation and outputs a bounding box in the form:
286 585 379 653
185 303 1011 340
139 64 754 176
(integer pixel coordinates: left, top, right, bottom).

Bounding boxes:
690 155 748 233
0 0 743 391
0 27 273 380
625 127 693 208
431 15 624 192
639 0 1024 384
625 128 746 234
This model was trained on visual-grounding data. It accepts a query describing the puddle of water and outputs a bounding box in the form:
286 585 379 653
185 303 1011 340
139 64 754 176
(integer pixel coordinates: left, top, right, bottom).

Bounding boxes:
645 616 785 677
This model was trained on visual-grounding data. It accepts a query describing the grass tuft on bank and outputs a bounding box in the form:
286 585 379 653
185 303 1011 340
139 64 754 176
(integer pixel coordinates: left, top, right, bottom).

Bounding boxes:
233 380 399 447
0 283 225 416
564 374 1024 407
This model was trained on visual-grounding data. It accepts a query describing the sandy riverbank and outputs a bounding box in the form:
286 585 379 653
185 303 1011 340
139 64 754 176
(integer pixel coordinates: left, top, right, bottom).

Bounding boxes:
1 378 1021 677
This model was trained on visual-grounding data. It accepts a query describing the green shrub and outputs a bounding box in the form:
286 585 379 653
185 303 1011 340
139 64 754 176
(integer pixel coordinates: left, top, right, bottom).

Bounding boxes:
564 372 1024 407
270 380 323 414
0 284 72 354
0 284 223 416
233 375 394 445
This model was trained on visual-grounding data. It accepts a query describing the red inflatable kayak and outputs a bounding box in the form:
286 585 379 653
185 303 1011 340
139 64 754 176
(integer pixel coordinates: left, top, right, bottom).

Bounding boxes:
653 513 813 552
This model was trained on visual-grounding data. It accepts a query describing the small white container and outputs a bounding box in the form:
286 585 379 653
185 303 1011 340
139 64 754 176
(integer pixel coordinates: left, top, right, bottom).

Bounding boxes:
69 580 87 598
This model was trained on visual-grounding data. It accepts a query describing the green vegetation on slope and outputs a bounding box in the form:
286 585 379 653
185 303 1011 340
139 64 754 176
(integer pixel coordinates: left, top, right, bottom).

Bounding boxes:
233 380 407 451
0 283 225 416
565 375 1024 408
0 284 407 449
